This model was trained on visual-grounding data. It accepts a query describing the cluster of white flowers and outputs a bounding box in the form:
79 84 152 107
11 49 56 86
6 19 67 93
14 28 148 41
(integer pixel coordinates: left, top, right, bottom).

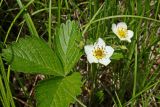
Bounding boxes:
84 22 134 66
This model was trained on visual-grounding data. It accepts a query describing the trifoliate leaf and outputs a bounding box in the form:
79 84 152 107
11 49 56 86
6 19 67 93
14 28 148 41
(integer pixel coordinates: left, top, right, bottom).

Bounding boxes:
35 72 82 107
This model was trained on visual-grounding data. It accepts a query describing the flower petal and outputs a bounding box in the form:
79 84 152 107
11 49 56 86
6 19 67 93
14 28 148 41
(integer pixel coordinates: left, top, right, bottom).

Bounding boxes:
84 45 98 63
84 45 94 55
126 39 131 43
94 38 105 47
118 37 131 42
127 30 134 39
112 23 117 34
86 54 98 63
121 30 133 43
117 37 126 41
117 22 127 29
105 46 114 58
99 58 111 66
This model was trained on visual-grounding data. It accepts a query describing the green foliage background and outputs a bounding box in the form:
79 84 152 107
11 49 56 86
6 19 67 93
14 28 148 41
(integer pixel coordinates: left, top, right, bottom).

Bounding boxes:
0 0 160 107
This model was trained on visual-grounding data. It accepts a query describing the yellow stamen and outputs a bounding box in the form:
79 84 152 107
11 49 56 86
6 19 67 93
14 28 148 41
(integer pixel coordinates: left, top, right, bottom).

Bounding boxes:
93 47 106 59
117 27 127 38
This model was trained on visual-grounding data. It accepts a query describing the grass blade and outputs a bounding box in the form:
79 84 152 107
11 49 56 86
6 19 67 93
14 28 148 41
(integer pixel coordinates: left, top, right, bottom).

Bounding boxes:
0 75 10 107
16 0 39 37
0 56 16 107
48 0 52 47
4 0 35 44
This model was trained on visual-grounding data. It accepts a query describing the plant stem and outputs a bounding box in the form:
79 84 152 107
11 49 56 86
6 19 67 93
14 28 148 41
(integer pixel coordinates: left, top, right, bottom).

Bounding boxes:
48 0 52 47
0 75 10 107
131 19 140 106
57 0 61 26
155 0 160 19
92 15 160 23
131 35 137 106
4 0 35 44
115 91 122 107
0 56 16 107
82 3 104 37
16 0 39 37
89 63 98 107
82 15 160 30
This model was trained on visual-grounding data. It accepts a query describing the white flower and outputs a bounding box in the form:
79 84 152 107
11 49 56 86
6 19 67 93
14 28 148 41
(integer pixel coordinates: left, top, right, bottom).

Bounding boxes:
84 38 114 66
112 22 134 42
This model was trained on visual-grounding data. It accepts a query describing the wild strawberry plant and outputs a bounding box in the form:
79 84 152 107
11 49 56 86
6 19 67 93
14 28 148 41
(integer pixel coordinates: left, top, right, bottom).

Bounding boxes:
2 20 83 107
1 0 160 107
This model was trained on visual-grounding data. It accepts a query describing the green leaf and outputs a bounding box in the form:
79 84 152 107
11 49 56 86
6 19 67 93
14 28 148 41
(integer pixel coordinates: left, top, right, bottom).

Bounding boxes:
2 36 64 76
55 20 82 75
111 52 124 60
95 90 104 104
35 72 82 107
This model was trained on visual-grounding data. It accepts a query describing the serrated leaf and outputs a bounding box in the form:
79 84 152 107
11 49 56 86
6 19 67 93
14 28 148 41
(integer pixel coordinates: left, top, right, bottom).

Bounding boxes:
2 36 64 76
55 20 82 75
111 52 124 60
35 72 82 107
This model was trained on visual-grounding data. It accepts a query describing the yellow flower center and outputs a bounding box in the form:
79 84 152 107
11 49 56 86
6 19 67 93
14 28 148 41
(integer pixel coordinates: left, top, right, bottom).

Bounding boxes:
93 47 106 59
117 27 127 38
